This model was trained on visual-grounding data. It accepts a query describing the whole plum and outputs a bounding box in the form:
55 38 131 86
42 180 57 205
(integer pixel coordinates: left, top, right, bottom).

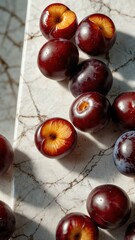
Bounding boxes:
37 38 79 81
112 91 135 130
113 131 135 177
69 59 113 97
86 184 131 229
69 92 111 133
0 200 16 240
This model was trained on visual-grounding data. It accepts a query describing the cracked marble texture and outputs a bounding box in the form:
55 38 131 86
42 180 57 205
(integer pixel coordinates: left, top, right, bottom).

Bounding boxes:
0 0 27 141
0 0 27 221
12 0 135 239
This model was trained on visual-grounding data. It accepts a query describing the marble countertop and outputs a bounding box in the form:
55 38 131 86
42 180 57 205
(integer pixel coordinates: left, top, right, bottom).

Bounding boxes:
0 0 27 215
0 0 27 141
3 0 135 239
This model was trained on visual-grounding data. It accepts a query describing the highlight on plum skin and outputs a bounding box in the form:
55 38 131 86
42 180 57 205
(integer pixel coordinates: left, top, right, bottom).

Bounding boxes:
37 38 79 81
113 131 135 177
35 117 77 159
69 58 113 97
86 184 131 229
69 91 111 133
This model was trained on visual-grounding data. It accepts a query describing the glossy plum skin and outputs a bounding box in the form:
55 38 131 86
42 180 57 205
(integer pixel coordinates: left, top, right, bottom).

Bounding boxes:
37 39 79 81
39 3 78 40
112 92 135 130
56 212 99 240
69 92 111 133
124 222 135 240
86 184 131 229
75 13 116 55
0 135 14 176
69 59 113 97
113 131 135 177
35 117 77 159
0 200 16 240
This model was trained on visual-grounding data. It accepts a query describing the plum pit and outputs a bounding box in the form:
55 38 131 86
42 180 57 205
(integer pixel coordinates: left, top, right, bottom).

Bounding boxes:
78 101 89 112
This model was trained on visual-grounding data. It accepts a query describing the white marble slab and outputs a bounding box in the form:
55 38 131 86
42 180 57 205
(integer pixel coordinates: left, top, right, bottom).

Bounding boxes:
0 0 27 141
13 0 135 239
0 0 26 215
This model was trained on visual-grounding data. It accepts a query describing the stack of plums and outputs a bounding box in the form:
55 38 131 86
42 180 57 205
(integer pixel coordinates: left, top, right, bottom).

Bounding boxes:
36 3 135 239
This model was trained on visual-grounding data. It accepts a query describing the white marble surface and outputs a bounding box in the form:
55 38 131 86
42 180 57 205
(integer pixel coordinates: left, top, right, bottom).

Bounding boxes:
0 0 26 216
13 0 135 239
0 0 27 142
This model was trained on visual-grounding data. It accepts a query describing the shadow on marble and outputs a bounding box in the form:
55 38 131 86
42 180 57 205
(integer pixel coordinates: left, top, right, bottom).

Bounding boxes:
0 0 27 141
13 149 56 208
114 31 135 74
99 229 117 240
57 119 135 182
58 129 118 182
59 131 96 162
11 130 135 237
14 212 54 239
0 167 13 205
13 195 135 240
106 201 135 240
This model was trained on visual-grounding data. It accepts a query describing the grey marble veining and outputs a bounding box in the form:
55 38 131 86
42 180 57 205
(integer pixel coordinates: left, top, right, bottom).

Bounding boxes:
0 0 27 228
10 0 135 239
0 0 27 141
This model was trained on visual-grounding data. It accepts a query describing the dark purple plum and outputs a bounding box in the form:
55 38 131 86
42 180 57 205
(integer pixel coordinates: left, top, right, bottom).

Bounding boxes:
69 91 111 133
37 38 79 81
69 59 113 97
0 200 16 240
86 184 131 229
112 92 135 130
75 13 116 55
124 222 135 240
113 131 135 177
